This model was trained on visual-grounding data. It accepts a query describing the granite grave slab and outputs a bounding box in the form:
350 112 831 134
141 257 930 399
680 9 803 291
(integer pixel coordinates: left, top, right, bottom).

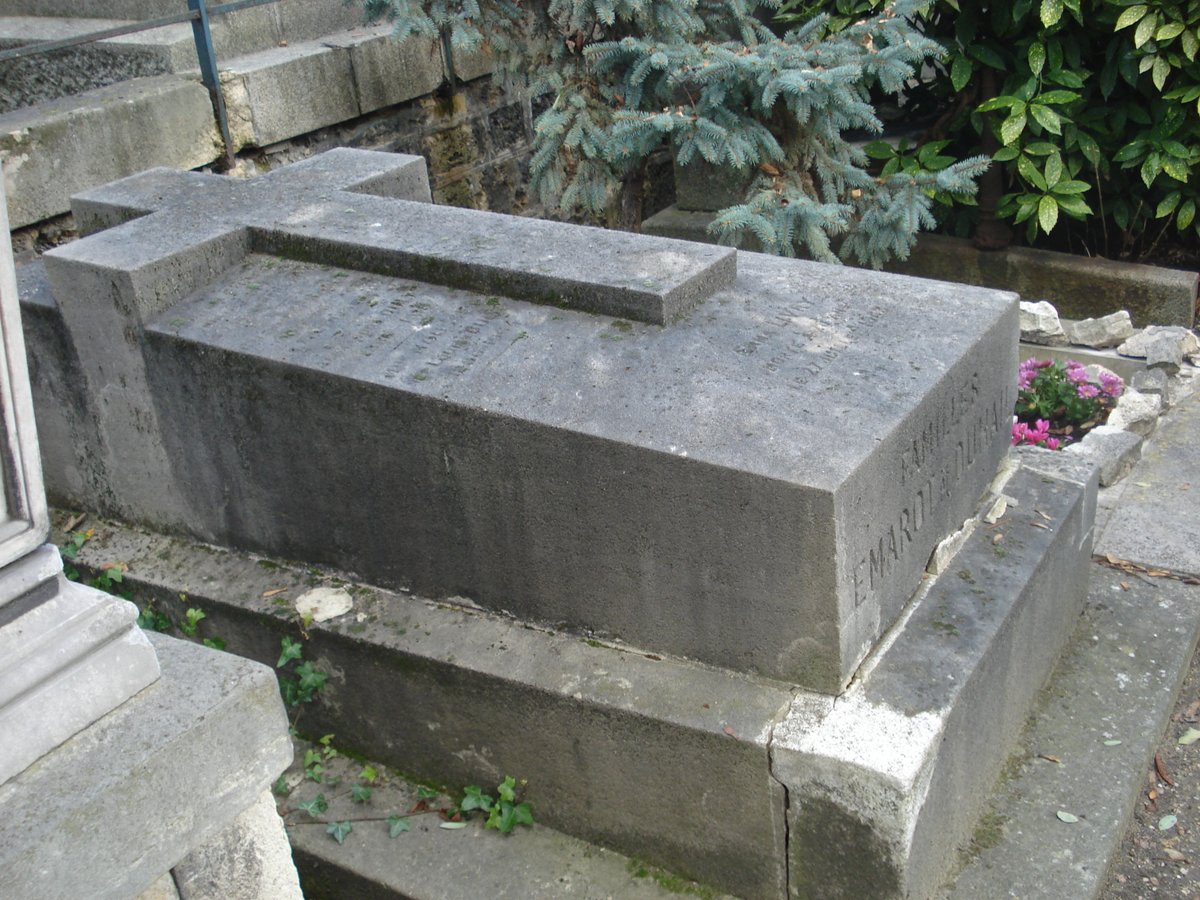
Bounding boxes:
42 149 1018 692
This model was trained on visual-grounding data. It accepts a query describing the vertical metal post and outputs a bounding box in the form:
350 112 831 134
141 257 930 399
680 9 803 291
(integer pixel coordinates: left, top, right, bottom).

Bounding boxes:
188 0 235 168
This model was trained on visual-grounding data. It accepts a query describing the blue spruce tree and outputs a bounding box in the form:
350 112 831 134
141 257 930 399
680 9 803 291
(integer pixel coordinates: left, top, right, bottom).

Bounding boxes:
364 0 989 266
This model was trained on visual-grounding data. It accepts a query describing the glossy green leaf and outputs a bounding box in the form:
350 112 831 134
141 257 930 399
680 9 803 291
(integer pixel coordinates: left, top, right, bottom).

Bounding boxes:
993 145 1021 161
1028 43 1046 76
1029 104 1063 134
1156 22 1185 41
1182 29 1198 61
1156 192 1182 217
1115 5 1147 29
1152 55 1170 90
1001 111 1027 144
1040 0 1063 27
1180 201 1197 230
1036 90 1080 105
1019 154 1048 190
1162 156 1189 181
951 55 973 92
1051 180 1090 195
1038 194 1060 232
1112 141 1147 163
1141 152 1162 187
1044 152 1064 186
1134 12 1158 47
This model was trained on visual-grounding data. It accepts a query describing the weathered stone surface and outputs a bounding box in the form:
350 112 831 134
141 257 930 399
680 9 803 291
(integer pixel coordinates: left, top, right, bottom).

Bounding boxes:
172 791 303 900
1106 387 1161 437
66 521 792 899
1066 425 1143 486
774 449 1096 899
1019 299 1066 345
1118 325 1200 359
0 75 221 229
37 149 1017 691
0 635 292 900
1067 311 1134 348
1145 333 1184 374
1131 366 1169 397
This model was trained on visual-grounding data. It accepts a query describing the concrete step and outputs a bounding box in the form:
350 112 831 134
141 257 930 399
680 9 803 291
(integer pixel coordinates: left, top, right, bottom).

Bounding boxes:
58 446 1096 898
1 19 485 228
278 737 735 899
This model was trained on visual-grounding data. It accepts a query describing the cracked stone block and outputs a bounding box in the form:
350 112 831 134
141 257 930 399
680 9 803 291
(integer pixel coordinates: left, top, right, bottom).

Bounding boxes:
1068 311 1134 348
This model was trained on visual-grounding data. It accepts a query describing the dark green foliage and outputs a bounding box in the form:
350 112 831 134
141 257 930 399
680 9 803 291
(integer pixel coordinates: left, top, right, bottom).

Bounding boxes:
797 0 1200 257
364 0 988 265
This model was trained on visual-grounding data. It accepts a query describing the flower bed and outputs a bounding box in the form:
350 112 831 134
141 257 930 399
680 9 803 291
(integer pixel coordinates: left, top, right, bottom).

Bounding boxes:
1013 358 1124 450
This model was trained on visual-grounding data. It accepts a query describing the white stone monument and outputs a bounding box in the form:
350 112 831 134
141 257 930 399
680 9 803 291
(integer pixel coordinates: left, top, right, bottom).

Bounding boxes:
0 180 300 900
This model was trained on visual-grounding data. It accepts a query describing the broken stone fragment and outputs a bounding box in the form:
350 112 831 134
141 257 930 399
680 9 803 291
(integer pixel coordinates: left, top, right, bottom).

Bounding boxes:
1105 387 1161 437
1065 426 1143 487
1117 325 1200 360
1131 367 1169 398
1145 334 1184 374
1019 300 1066 345
1067 311 1134 348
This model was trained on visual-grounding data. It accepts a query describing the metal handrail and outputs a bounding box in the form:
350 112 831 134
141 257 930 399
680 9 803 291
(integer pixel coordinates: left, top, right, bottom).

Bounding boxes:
0 0 281 166
0 0 276 63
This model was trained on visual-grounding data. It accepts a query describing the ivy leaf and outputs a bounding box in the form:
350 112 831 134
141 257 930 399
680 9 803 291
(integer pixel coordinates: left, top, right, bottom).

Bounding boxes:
460 785 493 813
351 784 373 804
497 776 518 804
513 802 534 826
360 765 378 784
298 794 328 817
388 816 411 837
278 637 303 668
1038 194 1060 233
1115 5 1148 29
1040 0 1063 27
327 820 353 844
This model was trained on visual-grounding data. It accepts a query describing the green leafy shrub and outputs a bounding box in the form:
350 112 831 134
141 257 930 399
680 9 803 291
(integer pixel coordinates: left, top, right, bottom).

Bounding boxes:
792 0 1200 258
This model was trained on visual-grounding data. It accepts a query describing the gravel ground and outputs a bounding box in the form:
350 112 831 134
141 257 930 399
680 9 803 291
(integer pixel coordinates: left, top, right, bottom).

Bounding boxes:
1103 640 1200 899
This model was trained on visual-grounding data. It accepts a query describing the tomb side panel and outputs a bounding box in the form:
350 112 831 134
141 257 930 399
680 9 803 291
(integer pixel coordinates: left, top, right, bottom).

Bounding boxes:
42 219 252 525
140 336 845 688
834 302 1019 676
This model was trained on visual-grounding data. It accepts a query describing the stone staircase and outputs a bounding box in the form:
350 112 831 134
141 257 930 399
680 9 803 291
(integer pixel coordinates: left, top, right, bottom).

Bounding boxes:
0 0 484 229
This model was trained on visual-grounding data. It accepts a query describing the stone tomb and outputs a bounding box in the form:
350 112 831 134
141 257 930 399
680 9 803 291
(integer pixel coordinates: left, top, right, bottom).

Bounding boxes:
37 151 1012 696
42 149 1018 694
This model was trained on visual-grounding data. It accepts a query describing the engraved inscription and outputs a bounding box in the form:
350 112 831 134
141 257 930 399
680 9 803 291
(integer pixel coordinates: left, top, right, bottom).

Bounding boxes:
851 378 1013 608
735 299 890 393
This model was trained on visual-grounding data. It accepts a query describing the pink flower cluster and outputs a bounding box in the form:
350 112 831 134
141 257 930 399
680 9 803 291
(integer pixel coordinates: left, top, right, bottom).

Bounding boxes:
1017 357 1053 390
1011 418 1060 450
